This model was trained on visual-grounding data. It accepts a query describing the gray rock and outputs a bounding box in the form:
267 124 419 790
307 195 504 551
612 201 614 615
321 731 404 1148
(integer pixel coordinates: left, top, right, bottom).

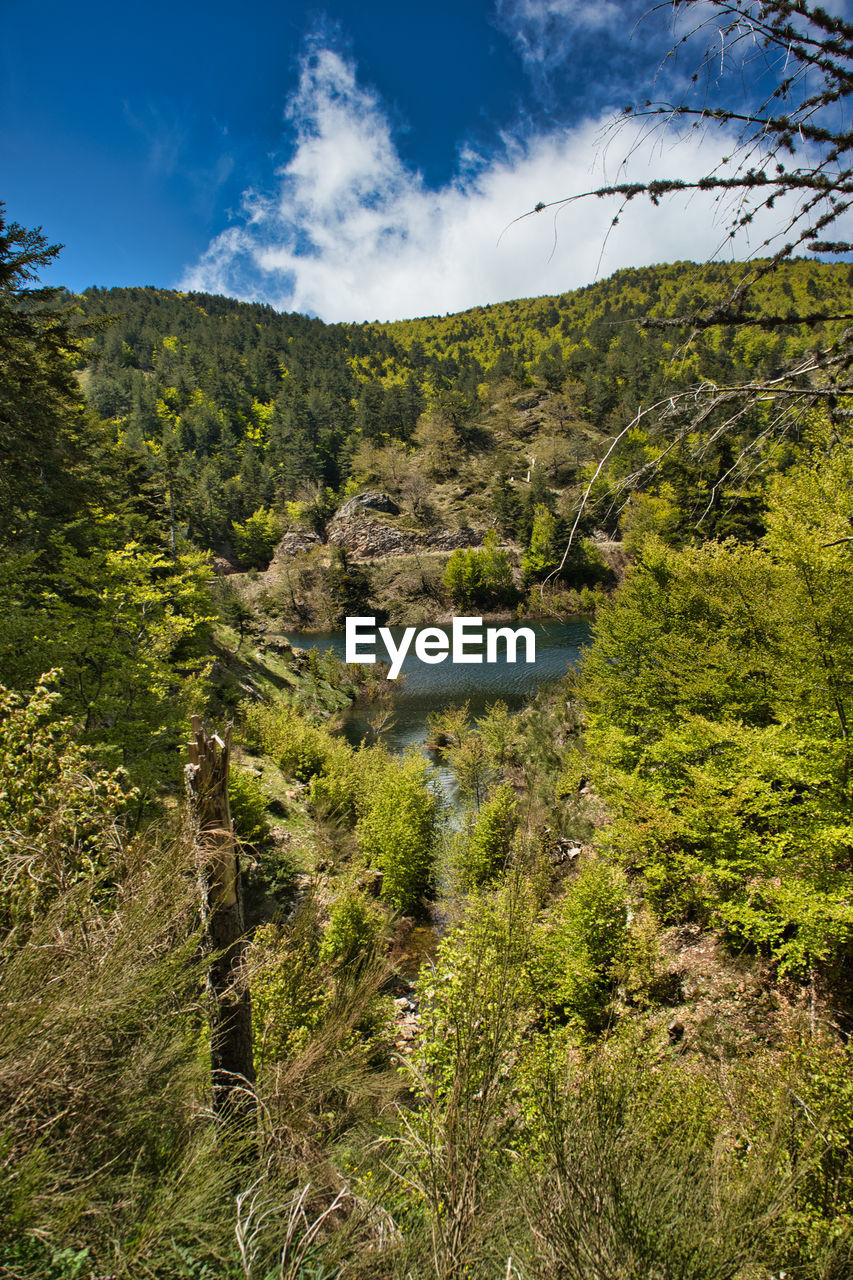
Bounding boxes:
272 530 322 561
335 490 400 520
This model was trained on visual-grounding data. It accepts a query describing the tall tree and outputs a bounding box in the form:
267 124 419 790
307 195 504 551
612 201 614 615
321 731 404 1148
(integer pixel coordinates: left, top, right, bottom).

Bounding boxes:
0 206 108 551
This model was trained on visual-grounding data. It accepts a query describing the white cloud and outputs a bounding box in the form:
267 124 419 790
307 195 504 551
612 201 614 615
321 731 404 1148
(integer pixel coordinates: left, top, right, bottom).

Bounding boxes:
180 45 830 323
494 0 629 71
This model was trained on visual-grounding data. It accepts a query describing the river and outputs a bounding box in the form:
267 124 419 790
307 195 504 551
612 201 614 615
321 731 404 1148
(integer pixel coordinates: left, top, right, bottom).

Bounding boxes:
283 617 591 755
283 617 591 966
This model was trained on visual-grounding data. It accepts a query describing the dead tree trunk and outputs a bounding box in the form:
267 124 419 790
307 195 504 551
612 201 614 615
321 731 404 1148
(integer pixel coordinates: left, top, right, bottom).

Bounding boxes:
186 716 256 1123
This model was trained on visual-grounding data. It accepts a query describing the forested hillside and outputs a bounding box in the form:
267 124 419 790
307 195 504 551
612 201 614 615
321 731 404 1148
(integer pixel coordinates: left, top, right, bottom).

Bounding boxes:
2 195 853 1280
79 258 853 560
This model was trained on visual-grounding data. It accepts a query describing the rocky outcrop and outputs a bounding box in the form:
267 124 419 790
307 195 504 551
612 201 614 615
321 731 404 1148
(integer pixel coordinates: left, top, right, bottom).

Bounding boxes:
212 555 241 576
271 530 323 562
335 490 400 520
327 517 481 561
427 529 482 553
327 518 417 558
590 535 629 580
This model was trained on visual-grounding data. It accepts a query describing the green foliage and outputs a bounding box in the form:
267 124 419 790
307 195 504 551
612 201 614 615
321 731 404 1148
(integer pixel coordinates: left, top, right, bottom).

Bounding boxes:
521 504 560 583
0 539 214 796
443 530 515 607
580 437 853 971
357 752 439 911
441 731 495 809
9 211 853 1280
535 860 631 1034
456 781 518 890
0 208 110 553
619 483 682 555
0 673 134 939
425 700 470 751
76 259 853 565
773 1037 853 1274
308 740 388 829
0 827 246 1279
407 881 539 1272
48 543 213 790
250 915 329 1065
228 766 271 848
319 887 383 968
518 1039 794 1280
244 702 341 783
476 698 518 769
219 590 259 649
231 505 281 569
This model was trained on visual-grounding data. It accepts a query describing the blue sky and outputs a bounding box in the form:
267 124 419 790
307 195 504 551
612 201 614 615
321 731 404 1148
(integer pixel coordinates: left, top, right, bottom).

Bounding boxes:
0 0 824 320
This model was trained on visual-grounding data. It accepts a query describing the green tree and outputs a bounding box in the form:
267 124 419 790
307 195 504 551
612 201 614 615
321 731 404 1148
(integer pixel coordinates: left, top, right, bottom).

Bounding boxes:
357 752 439 911
535 860 630 1034
444 548 483 607
444 533 515 607
0 542 214 796
0 673 134 940
580 438 853 970
443 732 495 810
457 781 518 890
522 504 560 583
0 207 109 552
232 506 281 569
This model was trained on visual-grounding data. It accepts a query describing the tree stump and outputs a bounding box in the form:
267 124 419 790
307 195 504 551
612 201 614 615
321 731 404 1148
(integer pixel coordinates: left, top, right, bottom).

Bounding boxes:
186 716 256 1123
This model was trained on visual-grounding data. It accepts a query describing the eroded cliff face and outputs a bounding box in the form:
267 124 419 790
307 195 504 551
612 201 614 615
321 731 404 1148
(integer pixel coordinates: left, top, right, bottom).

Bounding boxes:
326 514 481 561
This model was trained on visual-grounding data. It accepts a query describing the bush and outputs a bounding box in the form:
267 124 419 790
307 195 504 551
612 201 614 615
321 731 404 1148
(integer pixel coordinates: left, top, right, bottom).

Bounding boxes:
535 860 631 1034
443 531 515 607
309 741 390 829
456 782 518 890
243 703 337 783
0 674 135 938
228 767 271 847
319 888 383 968
519 1040 791 1280
357 753 440 912
250 915 328 1065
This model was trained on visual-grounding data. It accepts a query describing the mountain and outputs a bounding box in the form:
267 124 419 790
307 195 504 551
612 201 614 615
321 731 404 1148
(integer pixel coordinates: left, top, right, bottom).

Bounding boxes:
77 259 853 562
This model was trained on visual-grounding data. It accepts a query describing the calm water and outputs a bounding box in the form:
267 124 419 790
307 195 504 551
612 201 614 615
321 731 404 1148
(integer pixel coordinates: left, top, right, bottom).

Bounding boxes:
283 618 591 754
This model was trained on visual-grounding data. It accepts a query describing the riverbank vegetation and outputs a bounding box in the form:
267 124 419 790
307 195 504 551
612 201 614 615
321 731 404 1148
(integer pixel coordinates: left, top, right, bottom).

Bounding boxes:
4 29 853 1263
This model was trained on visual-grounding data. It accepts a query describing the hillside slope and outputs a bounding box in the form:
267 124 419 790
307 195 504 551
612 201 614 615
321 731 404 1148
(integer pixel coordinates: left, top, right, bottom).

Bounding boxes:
77 259 853 572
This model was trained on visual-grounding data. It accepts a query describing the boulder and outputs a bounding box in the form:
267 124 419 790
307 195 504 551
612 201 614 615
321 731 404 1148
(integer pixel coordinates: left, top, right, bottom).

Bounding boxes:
271 530 322 561
327 518 483 561
335 490 400 520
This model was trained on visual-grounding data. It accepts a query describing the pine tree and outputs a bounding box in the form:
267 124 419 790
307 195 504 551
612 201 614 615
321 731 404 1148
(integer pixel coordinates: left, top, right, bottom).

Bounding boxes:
0 206 109 551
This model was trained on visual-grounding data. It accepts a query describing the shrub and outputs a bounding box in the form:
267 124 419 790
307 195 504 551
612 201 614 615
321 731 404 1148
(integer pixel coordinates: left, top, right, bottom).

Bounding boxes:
309 741 390 828
456 782 518 890
443 531 515 607
319 888 383 968
243 703 337 783
520 1040 791 1280
250 915 328 1065
228 767 271 848
0 674 135 938
357 752 439 912
535 860 631 1034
